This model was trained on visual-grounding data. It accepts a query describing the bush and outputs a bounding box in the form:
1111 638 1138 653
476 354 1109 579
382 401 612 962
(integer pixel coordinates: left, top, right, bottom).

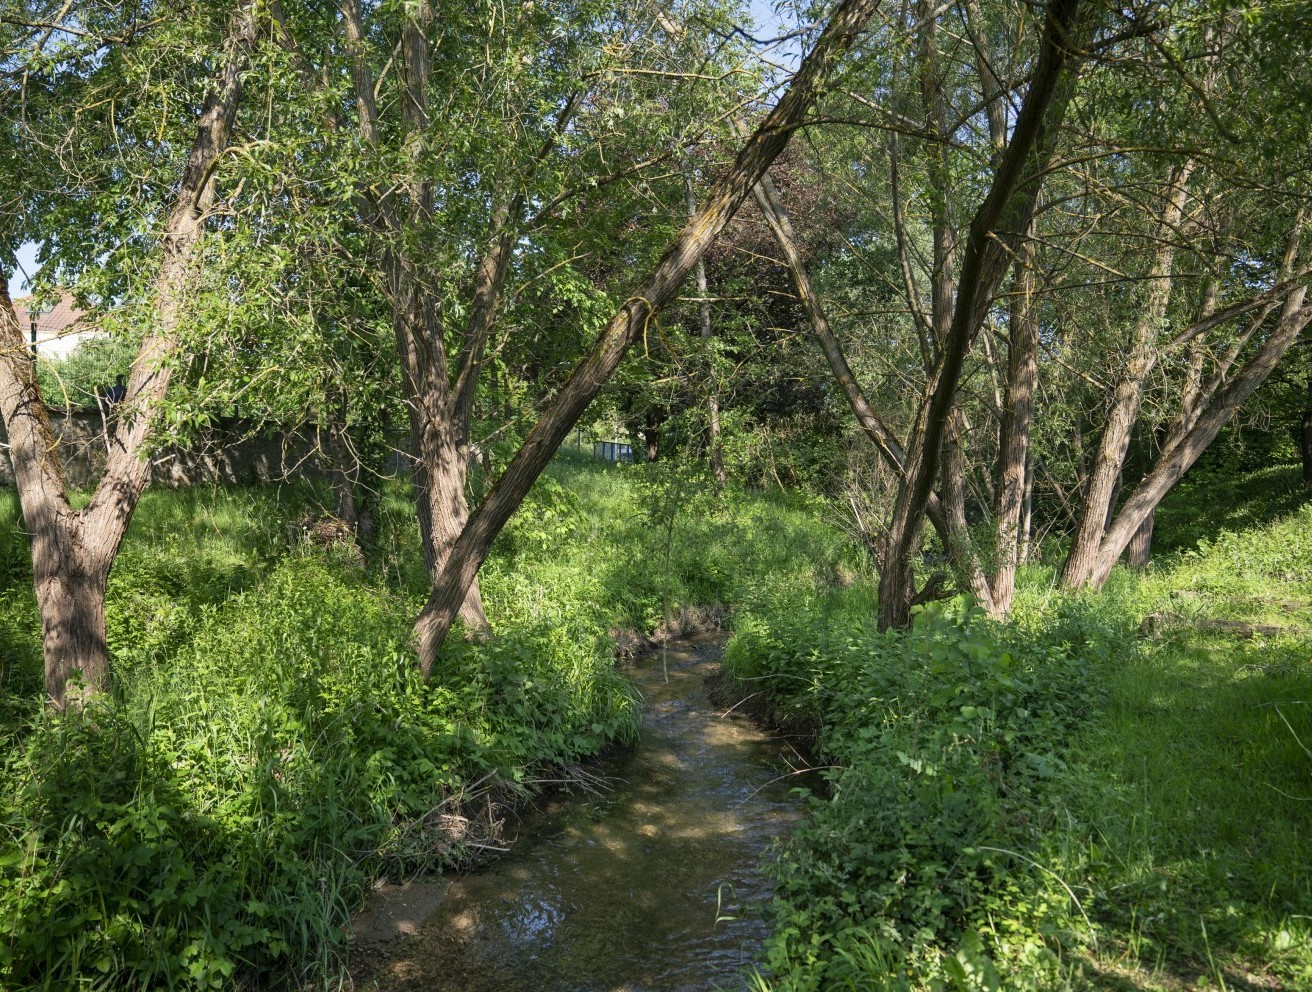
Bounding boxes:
0 556 639 990
729 598 1118 991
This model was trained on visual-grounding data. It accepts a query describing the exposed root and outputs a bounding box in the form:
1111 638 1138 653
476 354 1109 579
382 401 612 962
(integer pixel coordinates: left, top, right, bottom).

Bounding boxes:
526 763 612 797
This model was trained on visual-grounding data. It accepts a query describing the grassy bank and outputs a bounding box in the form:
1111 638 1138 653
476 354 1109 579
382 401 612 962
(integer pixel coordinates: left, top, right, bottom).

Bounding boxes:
0 456 854 990
5 456 1310 990
727 467 1312 991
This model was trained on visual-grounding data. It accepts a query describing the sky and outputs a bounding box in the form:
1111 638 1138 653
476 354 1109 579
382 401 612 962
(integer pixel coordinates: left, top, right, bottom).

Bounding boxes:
7 243 39 299
8 0 802 300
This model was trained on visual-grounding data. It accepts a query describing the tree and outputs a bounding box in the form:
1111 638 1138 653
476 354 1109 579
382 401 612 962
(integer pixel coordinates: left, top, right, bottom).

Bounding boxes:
412 0 882 671
0 2 259 707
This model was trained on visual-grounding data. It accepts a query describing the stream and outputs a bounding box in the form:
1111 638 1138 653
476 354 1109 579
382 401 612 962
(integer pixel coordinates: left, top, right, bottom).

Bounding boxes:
349 632 812 991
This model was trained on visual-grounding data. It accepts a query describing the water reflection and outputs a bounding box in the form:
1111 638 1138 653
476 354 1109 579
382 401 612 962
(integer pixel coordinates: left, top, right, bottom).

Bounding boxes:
354 634 810 992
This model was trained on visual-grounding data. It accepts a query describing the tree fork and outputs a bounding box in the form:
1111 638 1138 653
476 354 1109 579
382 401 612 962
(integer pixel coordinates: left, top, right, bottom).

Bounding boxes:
1058 160 1195 589
0 3 258 707
878 0 1091 630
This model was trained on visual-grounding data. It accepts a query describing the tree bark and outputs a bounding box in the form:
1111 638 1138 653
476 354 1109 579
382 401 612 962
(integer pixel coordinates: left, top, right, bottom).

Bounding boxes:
1125 513 1153 567
989 248 1040 615
1121 280 1215 570
1019 464 1034 564
0 5 257 707
942 406 999 613
325 416 361 536
879 0 1091 630
411 0 881 673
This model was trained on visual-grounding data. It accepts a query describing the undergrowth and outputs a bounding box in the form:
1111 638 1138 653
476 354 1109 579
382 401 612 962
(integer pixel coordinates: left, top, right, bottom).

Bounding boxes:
729 496 1312 991
0 458 851 990
7 457 1310 991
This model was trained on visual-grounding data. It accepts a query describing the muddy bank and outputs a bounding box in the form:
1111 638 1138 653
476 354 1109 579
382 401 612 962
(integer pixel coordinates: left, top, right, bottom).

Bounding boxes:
348 633 814 991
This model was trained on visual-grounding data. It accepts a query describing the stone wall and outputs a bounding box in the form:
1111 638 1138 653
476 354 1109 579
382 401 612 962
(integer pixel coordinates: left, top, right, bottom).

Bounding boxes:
0 410 391 490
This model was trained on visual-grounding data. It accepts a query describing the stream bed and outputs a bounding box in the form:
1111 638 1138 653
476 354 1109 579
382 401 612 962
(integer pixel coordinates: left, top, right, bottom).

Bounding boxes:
349 632 812 991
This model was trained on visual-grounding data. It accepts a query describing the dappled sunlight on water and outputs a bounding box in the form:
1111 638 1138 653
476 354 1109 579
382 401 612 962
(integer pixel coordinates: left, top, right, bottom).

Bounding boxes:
353 634 811 991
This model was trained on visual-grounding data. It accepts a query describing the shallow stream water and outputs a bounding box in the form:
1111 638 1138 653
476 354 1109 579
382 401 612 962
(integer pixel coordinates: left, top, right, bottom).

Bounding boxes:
351 633 811 991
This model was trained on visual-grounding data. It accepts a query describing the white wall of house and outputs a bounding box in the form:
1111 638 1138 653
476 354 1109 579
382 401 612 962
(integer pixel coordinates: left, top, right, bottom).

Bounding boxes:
33 327 102 361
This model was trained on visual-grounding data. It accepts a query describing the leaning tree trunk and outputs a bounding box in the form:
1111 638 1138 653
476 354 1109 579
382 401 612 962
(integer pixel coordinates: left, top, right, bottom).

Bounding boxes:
746 170 956 553
684 163 725 484
1060 161 1194 588
0 5 256 707
412 0 881 673
1082 283 1311 588
1122 284 1213 570
1124 514 1153 568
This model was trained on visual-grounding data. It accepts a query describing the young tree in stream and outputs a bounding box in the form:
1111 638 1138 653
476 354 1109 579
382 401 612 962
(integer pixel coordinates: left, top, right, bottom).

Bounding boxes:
0 2 260 707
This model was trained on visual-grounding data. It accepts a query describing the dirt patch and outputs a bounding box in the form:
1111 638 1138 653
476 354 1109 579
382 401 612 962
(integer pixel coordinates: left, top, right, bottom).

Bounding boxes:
351 876 453 947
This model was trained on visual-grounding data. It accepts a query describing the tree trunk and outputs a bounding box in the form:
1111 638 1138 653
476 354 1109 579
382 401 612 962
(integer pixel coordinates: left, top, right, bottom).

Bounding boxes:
642 409 662 462
341 0 515 632
1125 512 1153 567
879 0 1091 630
1084 284 1310 587
746 170 953 549
684 163 724 484
324 392 362 537
914 2 1000 614
1019 464 1034 564
1060 161 1193 588
942 405 998 614
412 0 881 673
1300 376 1312 486
989 249 1039 615
418 420 490 629
0 6 256 708
35 535 111 704
1118 283 1213 571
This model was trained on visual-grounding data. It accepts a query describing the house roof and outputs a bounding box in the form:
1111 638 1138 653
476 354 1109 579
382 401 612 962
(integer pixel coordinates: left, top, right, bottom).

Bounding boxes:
12 290 87 337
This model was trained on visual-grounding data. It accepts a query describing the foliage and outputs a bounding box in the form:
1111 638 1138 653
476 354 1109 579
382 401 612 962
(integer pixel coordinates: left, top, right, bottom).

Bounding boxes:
730 595 1112 990
1154 461 1310 555
0 456 853 989
33 336 137 413
732 494 1312 991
